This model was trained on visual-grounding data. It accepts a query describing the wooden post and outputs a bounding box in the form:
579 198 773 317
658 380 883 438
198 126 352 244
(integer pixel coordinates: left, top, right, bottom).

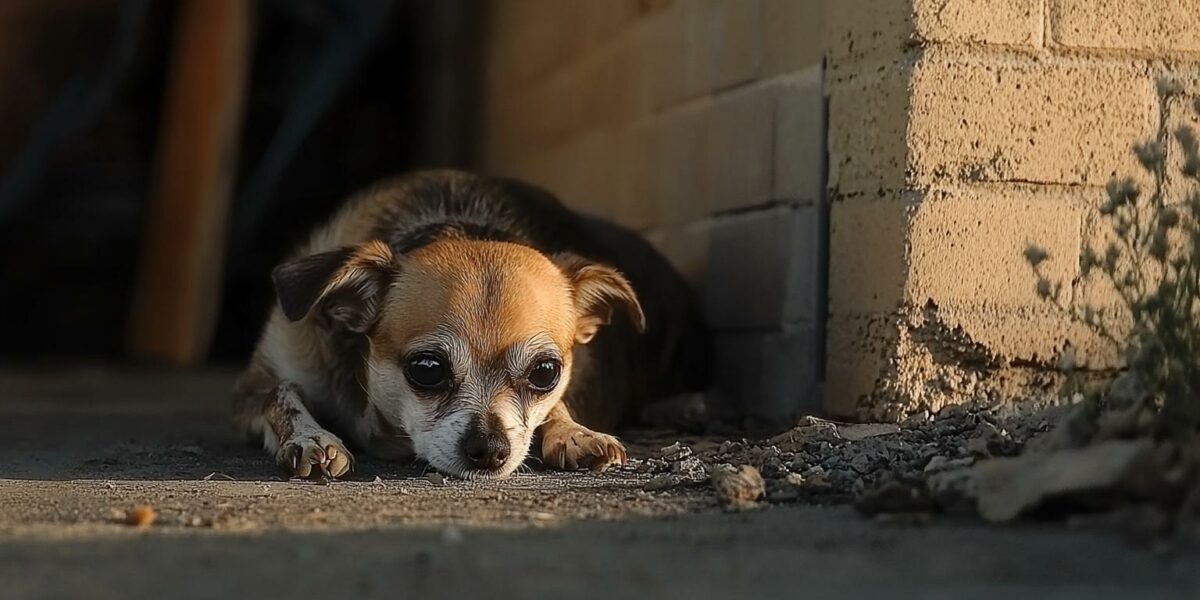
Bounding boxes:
128 0 251 365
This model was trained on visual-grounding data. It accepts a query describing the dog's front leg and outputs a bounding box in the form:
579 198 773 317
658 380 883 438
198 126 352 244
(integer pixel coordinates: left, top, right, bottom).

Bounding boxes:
539 401 627 472
234 367 354 478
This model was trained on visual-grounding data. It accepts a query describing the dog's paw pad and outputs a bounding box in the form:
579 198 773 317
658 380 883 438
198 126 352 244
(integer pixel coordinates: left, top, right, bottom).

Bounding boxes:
542 427 627 472
277 432 354 479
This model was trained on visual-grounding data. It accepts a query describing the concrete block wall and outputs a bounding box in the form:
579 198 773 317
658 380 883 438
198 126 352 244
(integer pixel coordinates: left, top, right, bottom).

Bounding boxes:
479 0 828 424
825 0 1200 420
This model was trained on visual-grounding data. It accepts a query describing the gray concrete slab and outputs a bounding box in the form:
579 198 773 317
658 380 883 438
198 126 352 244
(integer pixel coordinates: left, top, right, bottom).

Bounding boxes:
0 368 1196 599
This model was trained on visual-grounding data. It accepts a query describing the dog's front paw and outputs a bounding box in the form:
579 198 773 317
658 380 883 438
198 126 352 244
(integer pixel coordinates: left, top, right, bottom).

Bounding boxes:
276 431 354 479
541 425 627 472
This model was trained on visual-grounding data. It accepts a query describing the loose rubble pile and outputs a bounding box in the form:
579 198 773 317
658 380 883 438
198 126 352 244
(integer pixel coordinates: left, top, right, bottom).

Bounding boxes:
625 398 1200 539
625 402 1052 510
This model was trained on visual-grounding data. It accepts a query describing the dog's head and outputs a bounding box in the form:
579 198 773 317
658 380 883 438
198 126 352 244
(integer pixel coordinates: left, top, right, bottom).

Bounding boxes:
272 238 644 479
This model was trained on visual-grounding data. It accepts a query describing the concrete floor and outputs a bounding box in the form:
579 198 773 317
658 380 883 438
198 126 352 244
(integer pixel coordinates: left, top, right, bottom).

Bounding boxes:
2 368 1198 599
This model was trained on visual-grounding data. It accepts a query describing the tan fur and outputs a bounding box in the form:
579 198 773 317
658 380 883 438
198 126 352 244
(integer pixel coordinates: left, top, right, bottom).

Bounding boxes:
375 239 579 361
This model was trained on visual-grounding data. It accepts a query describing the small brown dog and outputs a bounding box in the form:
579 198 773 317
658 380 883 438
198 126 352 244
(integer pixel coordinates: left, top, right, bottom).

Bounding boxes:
234 170 706 479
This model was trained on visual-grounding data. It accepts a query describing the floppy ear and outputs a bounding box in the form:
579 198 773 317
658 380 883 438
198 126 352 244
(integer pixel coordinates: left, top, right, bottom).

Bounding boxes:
271 240 397 333
553 253 646 344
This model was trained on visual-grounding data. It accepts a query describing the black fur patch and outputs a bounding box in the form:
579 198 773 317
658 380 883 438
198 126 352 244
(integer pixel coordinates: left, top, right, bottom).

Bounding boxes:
271 247 355 322
393 221 521 254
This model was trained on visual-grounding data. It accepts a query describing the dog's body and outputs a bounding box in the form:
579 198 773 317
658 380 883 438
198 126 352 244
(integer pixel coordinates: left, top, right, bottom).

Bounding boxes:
234 170 706 479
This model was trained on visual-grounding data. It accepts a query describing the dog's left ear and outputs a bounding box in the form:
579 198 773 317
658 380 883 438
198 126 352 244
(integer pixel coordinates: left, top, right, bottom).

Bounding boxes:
554 253 646 344
272 240 397 333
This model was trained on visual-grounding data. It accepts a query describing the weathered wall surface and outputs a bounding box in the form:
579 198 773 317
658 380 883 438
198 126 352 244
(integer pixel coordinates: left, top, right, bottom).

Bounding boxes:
825 0 1200 420
480 0 1199 424
479 0 828 424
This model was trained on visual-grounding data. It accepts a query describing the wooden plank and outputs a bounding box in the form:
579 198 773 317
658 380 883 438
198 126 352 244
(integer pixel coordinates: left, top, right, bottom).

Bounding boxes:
128 0 250 365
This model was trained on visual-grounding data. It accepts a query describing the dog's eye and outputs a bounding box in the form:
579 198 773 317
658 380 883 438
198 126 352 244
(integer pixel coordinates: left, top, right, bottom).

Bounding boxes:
405 353 450 390
526 359 561 392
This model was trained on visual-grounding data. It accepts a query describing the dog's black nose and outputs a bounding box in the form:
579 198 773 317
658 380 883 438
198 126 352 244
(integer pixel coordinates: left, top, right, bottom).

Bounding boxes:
461 427 510 471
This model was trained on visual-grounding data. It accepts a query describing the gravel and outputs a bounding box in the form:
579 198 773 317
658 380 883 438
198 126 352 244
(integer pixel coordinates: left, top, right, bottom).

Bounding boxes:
621 399 1073 513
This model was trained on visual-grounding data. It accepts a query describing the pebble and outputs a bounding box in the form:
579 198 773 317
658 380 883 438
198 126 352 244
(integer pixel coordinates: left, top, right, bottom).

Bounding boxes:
672 456 707 481
761 457 789 479
710 465 765 510
637 458 670 474
660 442 693 462
644 474 680 491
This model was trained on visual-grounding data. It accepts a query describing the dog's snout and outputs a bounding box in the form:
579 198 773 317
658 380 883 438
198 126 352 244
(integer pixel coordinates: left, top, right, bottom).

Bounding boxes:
460 421 510 471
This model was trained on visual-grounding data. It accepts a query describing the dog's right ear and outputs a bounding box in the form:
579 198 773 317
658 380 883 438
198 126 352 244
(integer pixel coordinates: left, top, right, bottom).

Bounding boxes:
271 240 397 333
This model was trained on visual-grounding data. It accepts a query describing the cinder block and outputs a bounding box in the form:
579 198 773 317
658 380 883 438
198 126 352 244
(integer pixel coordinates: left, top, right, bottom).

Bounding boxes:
657 104 713 225
484 1 588 87
706 84 773 213
826 0 916 69
832 185 1095 357
573 38 648 134
823 312 895 419
643 219 714 287
529 133 621 221
825 185 1123 419
578 0 669 53
486 37 652 161
643 1 688 110
903 186 1109 364
826 60 913 194
619 103 711 229
616 119 664 231
761 0 826 77
772 66 825 202
713 324 824 423
905 186 1084 311
481 65 578 162
1050 0 1200 53
827 194 912 316
913 0 1042 47
683 0 763 99
704 205 823 330
910 48 1158 187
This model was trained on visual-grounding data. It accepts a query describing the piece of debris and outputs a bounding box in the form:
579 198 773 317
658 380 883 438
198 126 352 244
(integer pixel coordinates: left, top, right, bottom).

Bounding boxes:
426 472 446 486
710 465 765 510
973 438 1158 522
202 472 235 481
637 458 670 474
660 442 693 462
768 417 841 448
761 456 789 479
644 473 681 491
672 456 707 482
125 505 157 528
838 423 901 442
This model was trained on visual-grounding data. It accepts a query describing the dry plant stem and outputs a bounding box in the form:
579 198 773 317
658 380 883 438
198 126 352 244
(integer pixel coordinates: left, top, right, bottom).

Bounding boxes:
1026 81 1200 437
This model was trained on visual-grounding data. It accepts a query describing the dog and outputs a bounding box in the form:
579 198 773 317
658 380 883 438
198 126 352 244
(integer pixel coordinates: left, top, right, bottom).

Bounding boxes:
234 170 706 479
